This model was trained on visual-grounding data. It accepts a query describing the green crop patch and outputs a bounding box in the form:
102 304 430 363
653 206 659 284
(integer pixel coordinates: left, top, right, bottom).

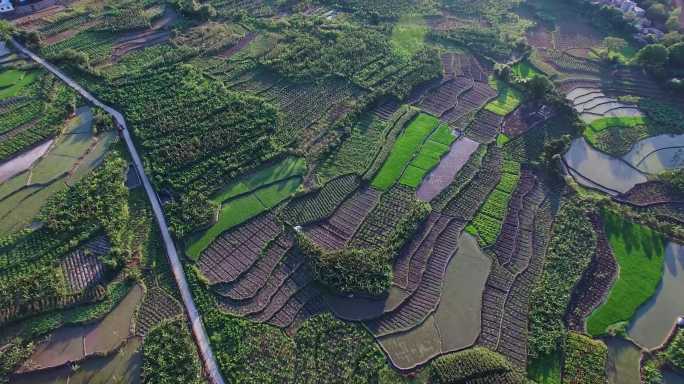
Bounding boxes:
254 176 302 209
587 209 666 336
511 61 542 80
398 164 427 187
468 160 520 246
484 77 523 116
583 116 647 146
372 113 438 190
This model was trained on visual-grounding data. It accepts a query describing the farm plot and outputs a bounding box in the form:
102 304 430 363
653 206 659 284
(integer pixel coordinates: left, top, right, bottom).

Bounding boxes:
398 124 457 188
60 236 110 294
281 175 360 226
484 78 523 117
440 81 498 128
216 248 328 335
465 109 504 144
186 157 305 259
565 214 618 332
615 181 684 207
467 161 521 247
565 87 642 125
303 187 381 251
536 49 602 79
502 103 554 138
196 212 283 285
134 287 182 338
431 347 526 384
371 113 439 190
563 332 608 384
477 179 551 368
350 185 420 250
0 107 115 235
587 210 667 336
416 136 480 202
376 232 491 370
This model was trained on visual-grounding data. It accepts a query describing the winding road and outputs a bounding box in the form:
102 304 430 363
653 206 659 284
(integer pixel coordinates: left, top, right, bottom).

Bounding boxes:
9 39 226 384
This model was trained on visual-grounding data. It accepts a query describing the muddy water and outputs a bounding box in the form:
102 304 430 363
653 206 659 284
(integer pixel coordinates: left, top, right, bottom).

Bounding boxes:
11 337 142 384
605 337 641 384
628 242 684 350
564 138 647 194
17 284 142 373
416 136 479 202
0 140 53 183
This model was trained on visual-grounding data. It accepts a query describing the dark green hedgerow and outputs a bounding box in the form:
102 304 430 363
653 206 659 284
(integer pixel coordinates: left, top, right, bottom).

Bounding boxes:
528 198 596 358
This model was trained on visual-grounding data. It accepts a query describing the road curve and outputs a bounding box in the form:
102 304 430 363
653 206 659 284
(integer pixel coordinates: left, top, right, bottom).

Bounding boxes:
10 39 226 384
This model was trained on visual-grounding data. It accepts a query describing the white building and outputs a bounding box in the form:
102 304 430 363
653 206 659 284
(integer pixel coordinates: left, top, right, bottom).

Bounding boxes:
0 0 14 13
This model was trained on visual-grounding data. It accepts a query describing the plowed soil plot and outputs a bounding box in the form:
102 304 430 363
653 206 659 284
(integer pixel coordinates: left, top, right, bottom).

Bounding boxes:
376 232 491 370
110 8 177 62
281 174 360 226
441 53 490 83
416 137 480 202
60 236 110 293
477 179 550 368
502 104 552 138
566 214 618 332
303 187 380 251
418 77 474 117
198 212 282 285
466 110 503 144
440 82 498 128
135 287 182 337
615 182 684 207
554 20 604 56
372 98 401 121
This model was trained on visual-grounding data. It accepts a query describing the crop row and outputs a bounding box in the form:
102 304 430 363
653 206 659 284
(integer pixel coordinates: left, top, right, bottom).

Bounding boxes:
43 30 117 64
442 146 503 221
197 212 282 285
351 184 419 249
441 81 498 127
303 187 381 251
60 236 110 294
282 175 360 226
468 161 521 247
540 49 601 76
135 287 182 337
565 214 618 331
465 110 503 144
615 181 684 207
0 99 42 135
418 77 474 117
441 53 490 83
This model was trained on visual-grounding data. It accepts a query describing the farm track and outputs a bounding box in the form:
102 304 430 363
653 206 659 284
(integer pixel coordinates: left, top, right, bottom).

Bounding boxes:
10 40 227 384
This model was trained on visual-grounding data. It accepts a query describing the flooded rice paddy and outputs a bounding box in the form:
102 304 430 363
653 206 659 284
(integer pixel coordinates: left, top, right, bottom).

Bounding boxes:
605 337 641 384
416 136 480 202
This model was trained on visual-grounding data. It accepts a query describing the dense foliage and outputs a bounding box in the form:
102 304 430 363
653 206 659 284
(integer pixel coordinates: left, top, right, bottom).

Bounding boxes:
431 347 525 384
562 332 607 384
142 319 203 384
528 198 596 358
664 329 684 370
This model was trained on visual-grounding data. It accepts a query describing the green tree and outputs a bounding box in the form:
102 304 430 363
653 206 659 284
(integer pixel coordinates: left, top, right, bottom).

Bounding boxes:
0 20 15 42
669 42 684 67
635 44 669 68
604 36 627 56
647 3 669 23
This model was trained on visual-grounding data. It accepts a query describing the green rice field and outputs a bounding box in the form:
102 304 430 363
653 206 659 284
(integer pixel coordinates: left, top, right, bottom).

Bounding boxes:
484 77 523 116
372 113 440 190
587 209 666 336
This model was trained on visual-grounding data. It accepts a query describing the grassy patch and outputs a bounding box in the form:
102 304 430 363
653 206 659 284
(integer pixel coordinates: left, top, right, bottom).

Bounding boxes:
0 69 38 100
485 77 523 116
584 116 647 145
254 176 302 209
372 113 438 190
512 61 542 80
496 133 510 147
398 123 455 188
391 15 428 58
587 209 667 336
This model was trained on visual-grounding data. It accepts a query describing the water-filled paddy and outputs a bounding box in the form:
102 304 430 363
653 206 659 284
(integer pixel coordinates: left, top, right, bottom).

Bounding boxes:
623 134 684 174
627 242 684 350
416 137 479 202
605 337 641 384
564 138 647 195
